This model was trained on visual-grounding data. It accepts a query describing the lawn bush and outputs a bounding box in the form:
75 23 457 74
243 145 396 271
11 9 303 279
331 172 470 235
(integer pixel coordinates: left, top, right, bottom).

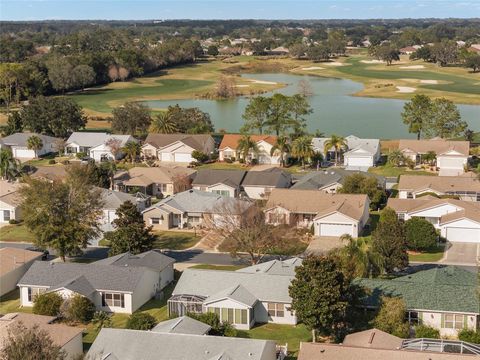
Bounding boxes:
188 312 237 337
458 329 480 344
75 152 87 159
63 294 95 323
414 324 440 339
33 292 63 316
126 312 157 330
48 159 56 164
405 217 437 251
8 219 18 225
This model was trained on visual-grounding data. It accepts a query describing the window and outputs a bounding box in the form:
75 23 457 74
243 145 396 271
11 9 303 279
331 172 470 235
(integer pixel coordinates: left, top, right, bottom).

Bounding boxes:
407 192 414 199
212 190 230 197
3 210 10 222
27 287 46 302
398 213 405 221
235 309 248 324
227 308 234 323
102 293 125 308
268 303 285 317
407 311 420 325
151 218 160 225
444 314 465 330
160 184 168 192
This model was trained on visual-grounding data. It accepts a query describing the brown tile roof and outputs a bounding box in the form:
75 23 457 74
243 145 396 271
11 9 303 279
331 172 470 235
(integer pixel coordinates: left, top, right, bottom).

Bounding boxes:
398 139 469 156
115 166 196 187
219 134 277 150
0 181 20 197
342 328 403 350
398 175 480 192
0 313 83 350
0 248 42 276
266 189 368 221
298 342 475 360
144 134 213 151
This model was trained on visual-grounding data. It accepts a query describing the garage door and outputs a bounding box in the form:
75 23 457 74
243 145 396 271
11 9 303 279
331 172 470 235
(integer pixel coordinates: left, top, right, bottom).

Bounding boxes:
439 157 462 168
13 148 34 158
318 223 353 237
160 152 172 162
346 156 372 167
446 227 480 243
174 153 192 163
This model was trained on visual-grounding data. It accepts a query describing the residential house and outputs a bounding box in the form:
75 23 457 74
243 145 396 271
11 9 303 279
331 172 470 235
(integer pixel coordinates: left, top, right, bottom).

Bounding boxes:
141 134 215 163
0 248 42 296
267 46 290 55
242 168 292 200
65 132 136 162
399 46 417 54
387 197 480 243
18 250 175 314
114 166 195 197
142 189 253 230
0 313 84 359
291 168 385 193
356 266 479 337
0 132 60 160
219 134 281 165
312 135 381 170
168 258 302 330
151 316 211 335
0 180 21 223
192 169 247 197
398 139 470 176
342 328 403 349
398 175 480 202
265 189 370 237
87 328 277 360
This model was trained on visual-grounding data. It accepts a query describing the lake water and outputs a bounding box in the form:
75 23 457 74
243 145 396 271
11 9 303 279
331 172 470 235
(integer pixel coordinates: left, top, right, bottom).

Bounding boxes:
144 73 480 138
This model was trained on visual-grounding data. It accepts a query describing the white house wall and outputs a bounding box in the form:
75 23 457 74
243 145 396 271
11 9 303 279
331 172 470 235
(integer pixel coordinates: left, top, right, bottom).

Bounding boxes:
440 219 480 243
204 298 251 330
244 186 273 200
314 212 358 237
131 268 172 312
256 301 297 325
408 204 464 226
420 311 477 337
0 201 21 223
437 156 467 175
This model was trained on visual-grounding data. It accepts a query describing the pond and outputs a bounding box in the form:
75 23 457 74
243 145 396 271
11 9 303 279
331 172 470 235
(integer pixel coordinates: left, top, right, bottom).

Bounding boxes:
144 73 480 138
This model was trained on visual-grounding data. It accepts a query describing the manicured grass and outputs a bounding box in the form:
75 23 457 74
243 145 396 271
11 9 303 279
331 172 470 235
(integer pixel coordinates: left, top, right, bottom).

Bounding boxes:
408 245 445 262
152 230 200 250
0 223 36 243
190 264 246 271
24 156 70 167
237 323 311 356
0 289 31 314
368 164 437 178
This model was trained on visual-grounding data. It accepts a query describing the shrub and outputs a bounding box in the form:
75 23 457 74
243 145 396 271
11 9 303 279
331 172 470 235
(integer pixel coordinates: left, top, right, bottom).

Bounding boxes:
414 325 440 339
92 311 113 330
33 292 63 316
458 329 480 344
75 152 87 159
224 158 233 163
8 219 18 225
238 158 245 164
48 159 56 165
250 158 258 165
126 312 157 330
187 312 237 337
61 160 70 165
230 156 236 162
373 297 410 338
405 217 437 251
191 150 209 163
63 294 96 323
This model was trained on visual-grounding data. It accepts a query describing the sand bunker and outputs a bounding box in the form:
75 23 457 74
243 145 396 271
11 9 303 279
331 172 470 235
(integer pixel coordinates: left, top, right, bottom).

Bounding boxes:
249 79 277 85
420 80 438 84
399 65 425 69
361 60 384 64
301 66 324 70
396 86 416 93
235 84 250 87
324 62 344 66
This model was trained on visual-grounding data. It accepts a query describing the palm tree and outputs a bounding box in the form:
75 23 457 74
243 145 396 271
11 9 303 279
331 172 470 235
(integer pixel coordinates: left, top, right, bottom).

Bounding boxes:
237 135 259 165
387 149 405 167
26 135 43 159
291 136 313 170
150 112 177 134
323 134 347 166
270 135 290 167
0 148 21 180
122 141 141 163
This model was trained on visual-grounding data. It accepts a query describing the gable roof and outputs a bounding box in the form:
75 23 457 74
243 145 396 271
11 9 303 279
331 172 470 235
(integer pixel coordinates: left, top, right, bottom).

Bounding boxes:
237 257 302 276
292 169 384 191
355 266 478 314
151 316 211 335
144 134 213 151
0 248 42 276
192 169 246 188
66 132 133 148
49 275 96 297
266 189 368 221
398 139 469 156
342 328 403 350
312 135 379 155
219 134 277 150
398 175 480 192
172 268 294 303
1 132 60 147
205 284 258 307
98 188 141 210
114 166 196 186
87 328 276 360
242 168 292 187
93 250 175 271
0 180 20 197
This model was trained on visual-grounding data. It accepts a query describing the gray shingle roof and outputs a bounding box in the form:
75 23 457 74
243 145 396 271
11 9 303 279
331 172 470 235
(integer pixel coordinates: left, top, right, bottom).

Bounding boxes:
312 135 379 155
18 260 147 293
242 168 292 187
1 132 60 146
172 268 294 303
87 328 276 360
66 132 133 148
49 275 96 297
192 169 246 188
237 258 302 276
151 316 211 335
93 250 175 271
205 284 258 307
98 188 140 210
292 169 384 190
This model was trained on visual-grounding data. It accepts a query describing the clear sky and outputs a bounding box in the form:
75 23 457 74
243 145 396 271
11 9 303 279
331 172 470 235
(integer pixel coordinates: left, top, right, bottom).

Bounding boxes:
1 0 479 21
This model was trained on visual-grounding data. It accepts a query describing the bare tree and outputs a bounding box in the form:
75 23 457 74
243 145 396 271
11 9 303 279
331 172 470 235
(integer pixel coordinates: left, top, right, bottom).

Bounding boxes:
118 67 130 81
105 138 122 160
108 65 119 82
297 79 313 97
215 75 237 98
172 173 192 193
53 138 66 156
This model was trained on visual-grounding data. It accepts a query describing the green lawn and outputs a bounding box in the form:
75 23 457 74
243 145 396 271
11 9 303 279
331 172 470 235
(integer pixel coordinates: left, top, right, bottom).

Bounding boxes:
152 231 200 250
368 164 437 178
190 264 246 271
0 223 36 243
0 289 30 314
408 245 446 262
237 323 311 357
197 162 251 170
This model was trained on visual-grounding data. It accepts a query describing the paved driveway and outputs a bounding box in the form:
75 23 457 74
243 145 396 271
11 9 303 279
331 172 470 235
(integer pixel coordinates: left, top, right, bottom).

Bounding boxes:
441 242 479 266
